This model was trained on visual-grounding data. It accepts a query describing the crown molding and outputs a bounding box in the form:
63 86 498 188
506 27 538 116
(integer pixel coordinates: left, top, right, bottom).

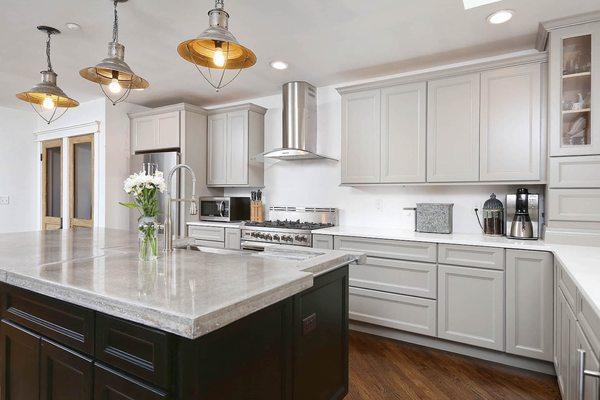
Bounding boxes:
536 11 600 51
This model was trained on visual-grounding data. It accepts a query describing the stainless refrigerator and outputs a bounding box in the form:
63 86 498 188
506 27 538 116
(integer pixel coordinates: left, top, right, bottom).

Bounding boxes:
130 151 181 235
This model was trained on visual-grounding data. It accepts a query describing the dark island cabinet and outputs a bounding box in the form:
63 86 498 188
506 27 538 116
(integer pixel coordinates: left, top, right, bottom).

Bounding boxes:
0 265 350 400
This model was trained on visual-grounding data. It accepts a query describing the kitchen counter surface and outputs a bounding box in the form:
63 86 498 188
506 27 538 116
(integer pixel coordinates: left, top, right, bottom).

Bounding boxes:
0 229 360 339
187 221 246 229
313 225 600 328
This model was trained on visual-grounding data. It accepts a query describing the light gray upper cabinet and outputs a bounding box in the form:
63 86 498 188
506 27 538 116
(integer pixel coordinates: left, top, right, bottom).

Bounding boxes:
427 73 480 182
207 104 266 187
131 111 180 153
341 90 381 183
380 83 427 183
505 250 554 361
437 264 504 351
480 64 542 181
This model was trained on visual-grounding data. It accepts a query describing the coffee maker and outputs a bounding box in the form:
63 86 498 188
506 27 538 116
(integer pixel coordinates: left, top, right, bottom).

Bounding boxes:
505 188 542 240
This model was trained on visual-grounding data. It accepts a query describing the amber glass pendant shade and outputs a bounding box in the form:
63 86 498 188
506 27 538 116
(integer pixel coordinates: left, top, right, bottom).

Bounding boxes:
15 26 79 124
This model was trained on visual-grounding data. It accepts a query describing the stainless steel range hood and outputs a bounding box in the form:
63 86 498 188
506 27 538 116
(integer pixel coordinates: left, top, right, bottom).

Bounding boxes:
259 81 337 161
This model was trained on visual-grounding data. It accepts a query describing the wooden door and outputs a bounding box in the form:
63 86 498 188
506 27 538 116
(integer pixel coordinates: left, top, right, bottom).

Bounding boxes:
427 73 480 182
480 64 542 181
69 134 94 228
41 139 63 230
437 264 504 350
207 114 228 185
341 90 381 184
380 82 427 183
226 110 249 185
40 338 93 400
505 250 554 361
0 320 41 400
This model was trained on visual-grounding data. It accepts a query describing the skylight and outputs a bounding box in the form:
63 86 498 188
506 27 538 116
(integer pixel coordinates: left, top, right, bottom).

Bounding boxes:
462 0 502 10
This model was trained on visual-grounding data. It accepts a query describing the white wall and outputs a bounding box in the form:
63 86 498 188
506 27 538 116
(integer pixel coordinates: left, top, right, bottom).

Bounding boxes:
0 107 37 233
219 51 545 234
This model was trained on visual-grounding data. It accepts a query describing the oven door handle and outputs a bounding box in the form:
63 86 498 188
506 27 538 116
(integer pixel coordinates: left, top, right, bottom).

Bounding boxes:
241 242 266 252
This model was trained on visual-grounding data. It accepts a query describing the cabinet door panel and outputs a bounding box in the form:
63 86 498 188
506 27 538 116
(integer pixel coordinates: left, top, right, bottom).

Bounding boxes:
437 265 504 350
576 325 600 400
94 364 168 400
505 250 553 361
133 117 156 153
40 338 93 400
155 111 180 150
381 83 427 183
341 90 381 183
207 114 228 185
0 320 40 400
226 111 249 185
225 228 241 249
549 155 600 188
480 64 541 181
427 74 480 182
548 188 600 222
312 234 333 250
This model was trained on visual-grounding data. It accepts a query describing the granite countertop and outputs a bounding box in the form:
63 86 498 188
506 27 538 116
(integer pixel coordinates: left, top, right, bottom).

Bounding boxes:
313 225 600 325
0 229 361 339
187 221 246 229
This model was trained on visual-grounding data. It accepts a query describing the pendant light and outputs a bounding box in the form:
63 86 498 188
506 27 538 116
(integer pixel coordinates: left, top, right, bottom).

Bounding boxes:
177 0 256 92
16 26 79 124
80 0 149 105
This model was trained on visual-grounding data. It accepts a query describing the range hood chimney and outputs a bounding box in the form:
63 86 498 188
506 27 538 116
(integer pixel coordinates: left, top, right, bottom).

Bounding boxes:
260 81 336 161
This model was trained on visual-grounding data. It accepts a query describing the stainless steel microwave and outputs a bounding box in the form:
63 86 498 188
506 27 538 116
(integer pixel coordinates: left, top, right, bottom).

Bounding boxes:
199 197 251 222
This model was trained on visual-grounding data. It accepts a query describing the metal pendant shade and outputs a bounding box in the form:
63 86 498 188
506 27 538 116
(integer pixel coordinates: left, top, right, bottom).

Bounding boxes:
80 0 149 105
177 0 256 91
16 26 79 124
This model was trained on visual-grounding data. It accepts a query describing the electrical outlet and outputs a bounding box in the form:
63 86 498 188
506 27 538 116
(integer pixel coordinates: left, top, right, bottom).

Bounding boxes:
0 196 9 205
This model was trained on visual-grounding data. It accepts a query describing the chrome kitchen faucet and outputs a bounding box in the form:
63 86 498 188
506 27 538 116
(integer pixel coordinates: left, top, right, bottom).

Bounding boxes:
164 164 198 252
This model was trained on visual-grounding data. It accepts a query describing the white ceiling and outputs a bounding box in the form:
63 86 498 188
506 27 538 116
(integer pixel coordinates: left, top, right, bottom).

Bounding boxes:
1 0 599 110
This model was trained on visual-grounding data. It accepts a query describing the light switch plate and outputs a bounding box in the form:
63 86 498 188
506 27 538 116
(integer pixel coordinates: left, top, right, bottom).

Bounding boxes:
0 196 9 205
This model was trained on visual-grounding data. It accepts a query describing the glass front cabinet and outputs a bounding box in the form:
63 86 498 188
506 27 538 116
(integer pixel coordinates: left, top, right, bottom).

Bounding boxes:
550 22 600 156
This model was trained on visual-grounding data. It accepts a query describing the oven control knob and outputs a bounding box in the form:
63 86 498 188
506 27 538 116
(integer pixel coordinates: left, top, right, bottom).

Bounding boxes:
273 235 280 241
266 234 272 241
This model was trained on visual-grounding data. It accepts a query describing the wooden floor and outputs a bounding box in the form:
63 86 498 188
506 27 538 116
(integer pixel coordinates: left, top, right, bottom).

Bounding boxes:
347 331 561 400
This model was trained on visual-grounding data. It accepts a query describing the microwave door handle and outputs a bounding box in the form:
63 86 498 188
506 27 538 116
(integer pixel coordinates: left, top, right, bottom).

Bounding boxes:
219 201 225 217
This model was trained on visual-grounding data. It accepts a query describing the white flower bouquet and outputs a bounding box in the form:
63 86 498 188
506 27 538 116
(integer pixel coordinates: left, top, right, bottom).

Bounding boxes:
120 170 166 261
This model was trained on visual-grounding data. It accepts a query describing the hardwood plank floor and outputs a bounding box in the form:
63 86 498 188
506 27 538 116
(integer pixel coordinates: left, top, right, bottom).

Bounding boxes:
347 331 561 400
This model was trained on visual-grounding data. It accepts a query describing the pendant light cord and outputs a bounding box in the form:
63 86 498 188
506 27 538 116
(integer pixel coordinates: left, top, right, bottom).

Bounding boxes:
112 0 119 43
45 31 53 72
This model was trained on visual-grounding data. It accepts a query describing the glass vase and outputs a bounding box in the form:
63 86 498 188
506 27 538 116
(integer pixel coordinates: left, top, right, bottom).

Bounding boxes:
138 216 159 261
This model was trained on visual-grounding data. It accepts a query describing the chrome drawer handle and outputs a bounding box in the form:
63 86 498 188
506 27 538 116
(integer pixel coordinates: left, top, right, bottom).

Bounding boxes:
578 349 600 400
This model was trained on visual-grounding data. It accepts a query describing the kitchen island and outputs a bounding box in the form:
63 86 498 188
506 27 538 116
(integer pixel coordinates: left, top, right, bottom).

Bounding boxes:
0 229 362 400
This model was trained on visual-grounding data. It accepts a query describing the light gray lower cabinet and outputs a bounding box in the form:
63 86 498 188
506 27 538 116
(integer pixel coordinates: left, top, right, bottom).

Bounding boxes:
225 228 241 250
438 244 504 270
350 257 437 299
334 236 437 263
188 225 225 242
437 264 504 351
505 250 554 361
576 324 600 400
427 73 480 182
312 234 333 250
349 287 437 337
556 287 578 400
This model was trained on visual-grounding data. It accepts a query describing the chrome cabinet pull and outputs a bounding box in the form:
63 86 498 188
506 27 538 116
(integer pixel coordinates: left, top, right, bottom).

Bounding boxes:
578 349 600 400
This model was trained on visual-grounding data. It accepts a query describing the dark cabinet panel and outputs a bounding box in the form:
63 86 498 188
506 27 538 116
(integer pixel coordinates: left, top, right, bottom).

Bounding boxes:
293 266 349 400
0 283 94 355
96 314 171 389
94 363 169 400
0 319 41 400
40 338 93 400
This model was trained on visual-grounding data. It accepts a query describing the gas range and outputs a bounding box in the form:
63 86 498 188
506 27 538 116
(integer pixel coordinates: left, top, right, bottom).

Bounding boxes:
241 207 337 248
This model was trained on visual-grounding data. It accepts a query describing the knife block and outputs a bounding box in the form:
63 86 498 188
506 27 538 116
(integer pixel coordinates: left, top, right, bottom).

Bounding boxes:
250 201 264 222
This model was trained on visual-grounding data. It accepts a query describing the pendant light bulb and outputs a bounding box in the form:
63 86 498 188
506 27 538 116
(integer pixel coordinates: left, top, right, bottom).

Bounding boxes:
41 96 55 110
213 47 226 67
108 78 122 94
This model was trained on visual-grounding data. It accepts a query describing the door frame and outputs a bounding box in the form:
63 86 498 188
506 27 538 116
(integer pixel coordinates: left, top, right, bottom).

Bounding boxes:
68 134 95 228
41 139 63 230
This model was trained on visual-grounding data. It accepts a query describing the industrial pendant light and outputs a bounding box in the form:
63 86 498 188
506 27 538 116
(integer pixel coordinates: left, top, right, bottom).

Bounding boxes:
16 26 79 124
177 0 256 92
80 0 149 105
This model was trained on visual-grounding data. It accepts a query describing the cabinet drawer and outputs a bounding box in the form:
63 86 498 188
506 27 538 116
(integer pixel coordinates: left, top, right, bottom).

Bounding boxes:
193 239 225 249
334 236 436 262
0 283 94 355
438 244 504 270
312 234 334 250
549 155 600 188
349 287 436 337
96 314 171 389
578 292 600 357
94 363 169 400
188 225 225 242
350 257 437 299
548 189 600 222
557 260 577 311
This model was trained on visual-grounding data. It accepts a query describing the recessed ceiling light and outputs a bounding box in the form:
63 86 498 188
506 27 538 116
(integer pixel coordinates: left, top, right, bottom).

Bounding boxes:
487 9 514 24
270 61 289 70
65 22 81 31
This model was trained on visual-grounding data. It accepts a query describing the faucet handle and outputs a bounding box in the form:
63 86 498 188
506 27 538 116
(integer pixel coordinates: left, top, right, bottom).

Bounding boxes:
189 199 198 216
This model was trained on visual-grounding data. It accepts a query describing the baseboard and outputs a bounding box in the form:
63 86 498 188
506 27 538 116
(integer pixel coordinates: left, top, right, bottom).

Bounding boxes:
350 321 557 376
544 227 600 247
